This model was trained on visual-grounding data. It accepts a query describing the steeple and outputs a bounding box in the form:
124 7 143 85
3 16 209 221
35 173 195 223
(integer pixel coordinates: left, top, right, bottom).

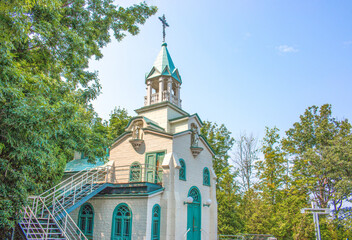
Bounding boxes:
144 42 182 108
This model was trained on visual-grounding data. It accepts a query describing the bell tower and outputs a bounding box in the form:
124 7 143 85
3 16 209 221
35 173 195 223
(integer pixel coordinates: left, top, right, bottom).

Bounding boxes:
144 42 182 108
136 15 187 133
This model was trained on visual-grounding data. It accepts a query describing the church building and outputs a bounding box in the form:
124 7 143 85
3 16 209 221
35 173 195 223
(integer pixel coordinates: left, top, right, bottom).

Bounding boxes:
19 19 217 240
66 40 218 239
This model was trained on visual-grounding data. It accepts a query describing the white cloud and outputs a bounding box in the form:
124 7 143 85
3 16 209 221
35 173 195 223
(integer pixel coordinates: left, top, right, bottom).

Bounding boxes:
277 45 298 53
243 32 252 39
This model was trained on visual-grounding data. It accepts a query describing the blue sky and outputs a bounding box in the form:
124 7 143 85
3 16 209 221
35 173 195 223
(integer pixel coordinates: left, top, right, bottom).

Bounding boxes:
90 0 352 144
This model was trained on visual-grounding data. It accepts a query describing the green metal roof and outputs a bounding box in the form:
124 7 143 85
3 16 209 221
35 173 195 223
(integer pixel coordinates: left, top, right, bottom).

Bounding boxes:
146 42 182 83
124 116 165 132
64 157 106 172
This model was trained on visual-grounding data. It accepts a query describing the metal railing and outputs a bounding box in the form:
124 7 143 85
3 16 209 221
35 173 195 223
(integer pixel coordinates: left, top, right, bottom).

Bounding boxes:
52 200 87 240
113 163 163 185
24 196 87 240
40 166 111 211
20 206 46 239
20 166 111 240
20 163 164 239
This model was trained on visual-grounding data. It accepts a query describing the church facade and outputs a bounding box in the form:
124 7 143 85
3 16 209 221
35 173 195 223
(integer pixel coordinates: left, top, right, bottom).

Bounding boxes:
65 42 217 240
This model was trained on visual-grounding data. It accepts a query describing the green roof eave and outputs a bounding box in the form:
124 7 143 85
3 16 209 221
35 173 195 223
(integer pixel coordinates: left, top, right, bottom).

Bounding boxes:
111 131 131 146
168 113 203 126
190 113 204 126
168 114 190 122
199 135 216 156
124 116 164 132
172 130 215 156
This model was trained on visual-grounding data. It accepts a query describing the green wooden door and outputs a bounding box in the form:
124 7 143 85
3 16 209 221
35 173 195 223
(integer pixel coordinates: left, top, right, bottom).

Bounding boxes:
187 187 201 240
146 153 157 183
145 152 164 183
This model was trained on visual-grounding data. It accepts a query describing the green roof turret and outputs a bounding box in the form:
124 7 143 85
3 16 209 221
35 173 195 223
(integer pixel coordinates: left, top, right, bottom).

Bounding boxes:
145 43 182 83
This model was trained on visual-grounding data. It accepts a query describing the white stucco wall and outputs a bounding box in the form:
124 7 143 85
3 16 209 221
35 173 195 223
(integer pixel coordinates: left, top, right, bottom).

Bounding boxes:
70 193 163 240
72 106 218 240
171 133 217 240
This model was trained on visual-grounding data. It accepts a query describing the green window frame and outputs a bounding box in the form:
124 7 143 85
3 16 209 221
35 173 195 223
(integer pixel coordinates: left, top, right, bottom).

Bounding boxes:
179 159 186 181
111 203 132 240
129 162 142 182
203 167 210 186
78 203 94 239
151 204 161 240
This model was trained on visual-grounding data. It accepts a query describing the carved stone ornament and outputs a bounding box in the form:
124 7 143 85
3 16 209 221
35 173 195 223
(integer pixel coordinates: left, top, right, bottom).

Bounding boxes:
129 139 144 151
190 146 203 158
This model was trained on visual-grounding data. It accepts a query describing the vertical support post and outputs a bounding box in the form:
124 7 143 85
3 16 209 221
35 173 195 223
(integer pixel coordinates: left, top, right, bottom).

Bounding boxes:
159 77 164 102
312 202 321 240
177 85 181 107
167 78 172 101
147 80 152 105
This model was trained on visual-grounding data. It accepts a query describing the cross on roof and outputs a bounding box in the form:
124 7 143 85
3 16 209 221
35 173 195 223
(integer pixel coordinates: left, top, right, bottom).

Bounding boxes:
158 14 169 42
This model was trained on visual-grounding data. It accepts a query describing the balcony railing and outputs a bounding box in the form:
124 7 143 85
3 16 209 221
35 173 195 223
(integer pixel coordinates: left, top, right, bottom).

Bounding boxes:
113 163 163 185
144 91 181 107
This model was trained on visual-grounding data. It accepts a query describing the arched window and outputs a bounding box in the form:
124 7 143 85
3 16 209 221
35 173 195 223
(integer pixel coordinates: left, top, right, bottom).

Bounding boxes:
111 203 132 240
179 159 186 181
203 167 210 186
129 162 141 182
151 204 161 240
78 203 94 239
189 187 201 203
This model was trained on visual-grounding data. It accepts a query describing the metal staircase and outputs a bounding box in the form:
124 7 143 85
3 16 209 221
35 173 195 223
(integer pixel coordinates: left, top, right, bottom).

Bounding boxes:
20 165 112 240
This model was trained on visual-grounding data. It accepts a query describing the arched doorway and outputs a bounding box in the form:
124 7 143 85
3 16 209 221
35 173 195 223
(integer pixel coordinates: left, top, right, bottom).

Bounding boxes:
187 186 201 240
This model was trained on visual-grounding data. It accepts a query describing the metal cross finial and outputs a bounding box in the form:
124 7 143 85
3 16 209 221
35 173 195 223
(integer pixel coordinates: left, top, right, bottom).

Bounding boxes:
158 14 169 42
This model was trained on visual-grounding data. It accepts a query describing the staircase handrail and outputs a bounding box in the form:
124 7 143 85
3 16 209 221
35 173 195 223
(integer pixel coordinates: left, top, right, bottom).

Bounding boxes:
29 196 70 239
40 167 90 197
20 205 46 239
53 200 88 240
40 165 110 198
40 166 111 208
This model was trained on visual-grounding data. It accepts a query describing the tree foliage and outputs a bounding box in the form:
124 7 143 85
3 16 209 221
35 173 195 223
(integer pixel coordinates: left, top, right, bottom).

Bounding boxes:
242 127 314 239
108 107 131 143
282 104 352 212
233 105 352 239
0 0 156 233
256 127 288 205
201 121 243 234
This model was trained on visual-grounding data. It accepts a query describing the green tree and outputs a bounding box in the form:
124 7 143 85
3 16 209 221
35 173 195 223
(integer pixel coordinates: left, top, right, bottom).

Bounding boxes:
256 127 287 205
201 121 234 181
108 107 131 143
0 0 156 233
201 121 243 234
242 127 314 239
282 104 352 212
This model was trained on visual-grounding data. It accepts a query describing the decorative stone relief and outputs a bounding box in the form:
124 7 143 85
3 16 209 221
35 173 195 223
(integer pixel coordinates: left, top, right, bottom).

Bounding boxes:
130 120 144 151
190 123 203 157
